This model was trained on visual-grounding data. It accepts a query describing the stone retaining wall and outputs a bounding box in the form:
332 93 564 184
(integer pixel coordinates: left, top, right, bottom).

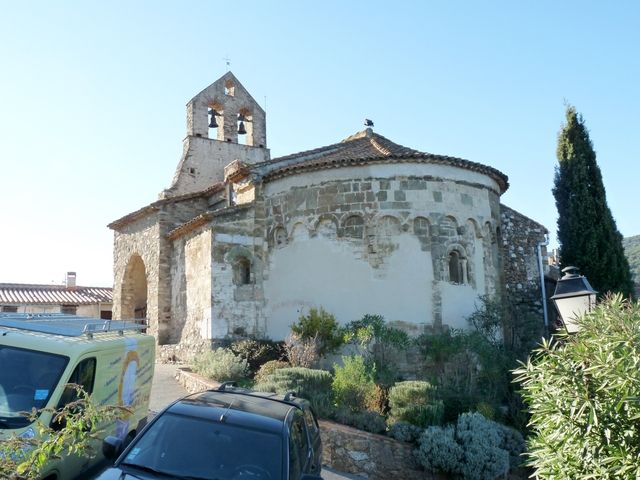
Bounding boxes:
174 367 434 479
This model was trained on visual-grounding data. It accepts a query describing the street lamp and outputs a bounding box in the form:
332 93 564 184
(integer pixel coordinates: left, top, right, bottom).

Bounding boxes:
550 266 598 333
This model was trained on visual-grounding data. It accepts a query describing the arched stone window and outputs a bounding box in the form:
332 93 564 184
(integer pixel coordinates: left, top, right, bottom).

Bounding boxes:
414 216 430 236
343 215 364 239
448 249 469 285
234 257 251 285
274 227 287 248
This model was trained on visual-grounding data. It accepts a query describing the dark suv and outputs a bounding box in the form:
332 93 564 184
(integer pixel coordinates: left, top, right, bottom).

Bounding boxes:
96 384 323 480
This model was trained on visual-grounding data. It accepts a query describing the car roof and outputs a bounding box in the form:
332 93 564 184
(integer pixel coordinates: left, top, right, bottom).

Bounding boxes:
165 390 299 434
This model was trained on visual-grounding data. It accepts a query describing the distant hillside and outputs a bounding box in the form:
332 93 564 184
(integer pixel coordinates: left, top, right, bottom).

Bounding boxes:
623 235 640 292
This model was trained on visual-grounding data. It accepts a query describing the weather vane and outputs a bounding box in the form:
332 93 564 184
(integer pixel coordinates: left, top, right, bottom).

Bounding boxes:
223 55 231 71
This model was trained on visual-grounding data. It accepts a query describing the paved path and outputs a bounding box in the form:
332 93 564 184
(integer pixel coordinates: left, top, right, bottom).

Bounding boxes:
149 362 189 413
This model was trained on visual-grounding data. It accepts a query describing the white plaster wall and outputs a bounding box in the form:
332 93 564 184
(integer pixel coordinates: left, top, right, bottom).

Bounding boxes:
8 305 63 314
263 233 434 340
263 163 501 197
440 282 479 330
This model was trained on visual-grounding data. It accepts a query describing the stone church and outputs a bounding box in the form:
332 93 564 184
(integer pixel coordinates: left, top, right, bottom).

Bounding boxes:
109 72 548 349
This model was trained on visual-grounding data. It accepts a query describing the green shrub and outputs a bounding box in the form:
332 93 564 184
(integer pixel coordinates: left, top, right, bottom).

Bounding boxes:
192 347 248 381
388 422 422 443
342 314 409 385
332 355 376 412
229 339 283 374
514 295 640 479
254 359 289 383
290 307 343 356
455 412 510 479
475 401 496 421
416 412 515 479
332 408 386 434
497 423 525 469
416 425 463 475
254 367 334 418
388 380 444 428
415 329 511 423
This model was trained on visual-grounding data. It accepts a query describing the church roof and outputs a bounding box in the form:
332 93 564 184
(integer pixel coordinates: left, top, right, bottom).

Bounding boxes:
254 128 509 193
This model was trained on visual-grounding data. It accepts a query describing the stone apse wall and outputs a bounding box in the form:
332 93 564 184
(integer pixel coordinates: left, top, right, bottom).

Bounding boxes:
260 162 503 339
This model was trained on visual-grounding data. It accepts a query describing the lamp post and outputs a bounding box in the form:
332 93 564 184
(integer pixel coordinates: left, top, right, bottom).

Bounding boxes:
550 266 598 334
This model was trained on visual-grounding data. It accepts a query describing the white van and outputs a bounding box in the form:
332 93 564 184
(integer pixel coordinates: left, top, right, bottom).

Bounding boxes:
0 314 155 480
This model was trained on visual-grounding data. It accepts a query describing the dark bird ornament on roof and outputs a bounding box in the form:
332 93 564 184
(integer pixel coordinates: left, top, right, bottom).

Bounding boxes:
364 119 374 127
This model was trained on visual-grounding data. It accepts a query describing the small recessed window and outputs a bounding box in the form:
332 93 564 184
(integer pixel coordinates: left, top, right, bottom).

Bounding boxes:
343 216 364 239
224 80 235 96
234 258 251 285
414 217 429 235
448 250 469 285
188 167 196 175
274 227 287 248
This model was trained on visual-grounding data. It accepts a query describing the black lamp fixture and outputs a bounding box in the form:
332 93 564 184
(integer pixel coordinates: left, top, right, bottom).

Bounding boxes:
550 266 597 334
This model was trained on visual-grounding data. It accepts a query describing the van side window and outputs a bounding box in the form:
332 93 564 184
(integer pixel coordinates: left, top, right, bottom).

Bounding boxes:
57 357 96 407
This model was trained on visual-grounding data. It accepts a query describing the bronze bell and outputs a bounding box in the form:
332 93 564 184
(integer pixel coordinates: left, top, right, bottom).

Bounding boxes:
208 109 218 128
237 113 246 122
237 121 247 135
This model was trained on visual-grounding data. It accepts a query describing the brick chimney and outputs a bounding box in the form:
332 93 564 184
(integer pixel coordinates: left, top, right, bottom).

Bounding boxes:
65 272 77 289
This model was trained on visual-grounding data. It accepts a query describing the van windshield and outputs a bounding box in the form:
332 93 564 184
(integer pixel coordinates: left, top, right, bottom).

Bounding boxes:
0 346 69 429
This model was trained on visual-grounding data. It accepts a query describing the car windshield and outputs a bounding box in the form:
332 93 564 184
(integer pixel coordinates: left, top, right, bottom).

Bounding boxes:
0 345 69 429
120 412 283 480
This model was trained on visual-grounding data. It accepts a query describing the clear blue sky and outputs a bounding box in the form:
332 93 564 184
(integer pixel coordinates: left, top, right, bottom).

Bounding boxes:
1 1 638 287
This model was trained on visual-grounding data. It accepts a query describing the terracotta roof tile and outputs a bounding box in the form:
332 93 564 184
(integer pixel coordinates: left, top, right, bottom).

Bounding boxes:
254 129 509 193
0 284 113 305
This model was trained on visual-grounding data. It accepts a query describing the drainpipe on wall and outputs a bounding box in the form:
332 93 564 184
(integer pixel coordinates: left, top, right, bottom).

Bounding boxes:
537 235 550 335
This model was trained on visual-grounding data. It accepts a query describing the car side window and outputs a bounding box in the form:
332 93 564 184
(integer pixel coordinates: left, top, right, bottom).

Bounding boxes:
57 357 96 407
303 408 319 438
289 412 309 478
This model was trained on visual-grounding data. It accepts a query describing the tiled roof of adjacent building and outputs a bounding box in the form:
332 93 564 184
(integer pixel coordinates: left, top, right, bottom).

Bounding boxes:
254 129 509 193
0 284 113 305
108 182 225 230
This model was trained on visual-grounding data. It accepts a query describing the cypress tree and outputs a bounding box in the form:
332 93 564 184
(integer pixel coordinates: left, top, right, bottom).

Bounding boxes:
552 105 634 298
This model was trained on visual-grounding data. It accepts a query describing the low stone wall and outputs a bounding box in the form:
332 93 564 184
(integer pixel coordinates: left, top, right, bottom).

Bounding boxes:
319 419 437 480
175 366 220 392
174 367 435 479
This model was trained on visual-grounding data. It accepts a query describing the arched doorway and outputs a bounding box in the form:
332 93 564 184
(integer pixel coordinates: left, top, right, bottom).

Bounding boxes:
121 255 148 323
